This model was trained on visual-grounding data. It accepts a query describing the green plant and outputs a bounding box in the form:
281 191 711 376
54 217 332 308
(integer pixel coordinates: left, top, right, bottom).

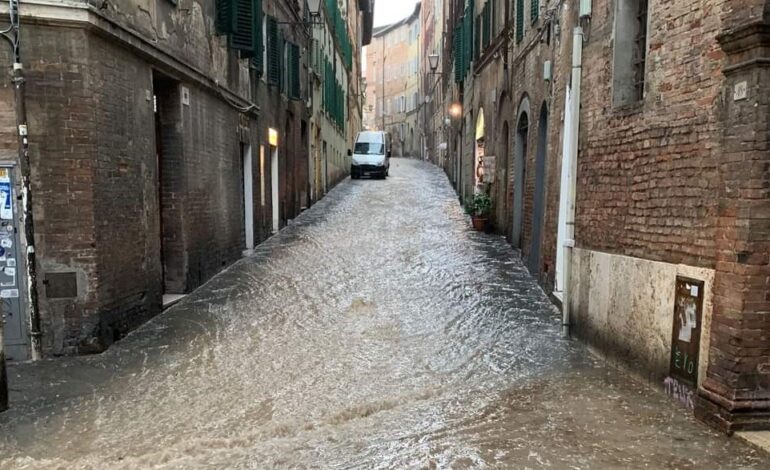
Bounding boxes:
464 192 492 217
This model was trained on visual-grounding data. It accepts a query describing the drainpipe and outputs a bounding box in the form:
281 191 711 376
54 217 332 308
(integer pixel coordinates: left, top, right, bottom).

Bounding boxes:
561 26 583 339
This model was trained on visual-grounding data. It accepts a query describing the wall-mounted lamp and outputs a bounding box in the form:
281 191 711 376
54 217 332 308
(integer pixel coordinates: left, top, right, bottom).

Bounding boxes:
278 0 323 26
448 103 462 118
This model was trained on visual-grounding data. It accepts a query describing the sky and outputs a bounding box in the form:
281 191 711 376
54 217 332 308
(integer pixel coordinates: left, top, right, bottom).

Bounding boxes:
373 0 420 27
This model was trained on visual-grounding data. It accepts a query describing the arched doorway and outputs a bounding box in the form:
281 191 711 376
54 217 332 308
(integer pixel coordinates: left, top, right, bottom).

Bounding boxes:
475 109 485 190
512 103 529 249
528 104 548 275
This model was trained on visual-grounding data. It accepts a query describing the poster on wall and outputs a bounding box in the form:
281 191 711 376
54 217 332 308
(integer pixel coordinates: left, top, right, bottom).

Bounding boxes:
669 277 704 386
0 168 12 220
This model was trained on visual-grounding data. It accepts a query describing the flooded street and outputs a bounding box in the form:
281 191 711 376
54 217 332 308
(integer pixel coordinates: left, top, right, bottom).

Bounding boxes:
0 159 766 469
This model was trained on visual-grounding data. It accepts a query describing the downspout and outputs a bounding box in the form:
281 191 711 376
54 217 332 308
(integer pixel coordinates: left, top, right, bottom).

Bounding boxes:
562 26 583 338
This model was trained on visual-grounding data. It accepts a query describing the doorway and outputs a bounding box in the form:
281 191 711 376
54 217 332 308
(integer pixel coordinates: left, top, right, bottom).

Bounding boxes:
242 144 254 253
512 112 529 249
528 104 548 276
153 73 185 297
271 144 279 233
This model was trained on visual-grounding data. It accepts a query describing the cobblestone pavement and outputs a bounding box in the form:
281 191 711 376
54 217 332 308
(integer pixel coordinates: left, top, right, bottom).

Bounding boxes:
0 159 767 469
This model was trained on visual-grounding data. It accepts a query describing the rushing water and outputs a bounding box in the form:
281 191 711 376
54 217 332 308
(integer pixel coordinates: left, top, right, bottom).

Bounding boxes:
0 159 766 469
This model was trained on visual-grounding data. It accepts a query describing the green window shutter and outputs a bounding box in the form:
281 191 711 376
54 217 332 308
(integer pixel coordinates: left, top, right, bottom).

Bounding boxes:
516 0 524 43
474 15 481 59
279 31 286 93
453 23 464 83
463 2 473 74
230 0 255 54
482 3 490 49
267 16 280 85
531 0 539 22
216 0 236 34
289 43 301 100
490 0 495 37
251 0 263 72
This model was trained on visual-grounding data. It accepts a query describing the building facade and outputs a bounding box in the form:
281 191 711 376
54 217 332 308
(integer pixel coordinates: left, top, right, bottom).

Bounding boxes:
363 3 422 157
430 0 770 432
309 0 373 202
0 0 371 359
418 0 446 166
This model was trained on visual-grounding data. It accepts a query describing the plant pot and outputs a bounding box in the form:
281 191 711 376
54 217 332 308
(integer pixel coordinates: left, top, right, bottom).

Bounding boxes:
471 216 488 232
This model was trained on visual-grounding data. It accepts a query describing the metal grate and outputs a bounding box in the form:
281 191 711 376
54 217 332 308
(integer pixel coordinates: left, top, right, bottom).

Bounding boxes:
633 0 648 101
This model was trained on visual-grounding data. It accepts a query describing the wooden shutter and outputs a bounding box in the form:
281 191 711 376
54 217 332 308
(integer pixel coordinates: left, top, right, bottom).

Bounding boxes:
531 0 539 22
230 0 255 54
463 3 472 73
453 22 463 83
516 0 524 43
216 0 236 34
251 0 264 72
267 16 280 85
482 3 490 49
288 43 301 100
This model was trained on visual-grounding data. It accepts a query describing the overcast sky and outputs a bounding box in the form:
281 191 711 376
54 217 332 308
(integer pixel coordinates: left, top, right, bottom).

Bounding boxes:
373 0 420 27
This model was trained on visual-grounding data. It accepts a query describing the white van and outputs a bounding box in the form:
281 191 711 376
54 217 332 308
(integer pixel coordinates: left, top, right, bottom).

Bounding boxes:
350 131 391 179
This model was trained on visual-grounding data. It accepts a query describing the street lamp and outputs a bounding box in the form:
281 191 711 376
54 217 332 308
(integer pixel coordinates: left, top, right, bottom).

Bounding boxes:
428 53 440 73
449 102 462 118
278 0 323 25
307 0 321 15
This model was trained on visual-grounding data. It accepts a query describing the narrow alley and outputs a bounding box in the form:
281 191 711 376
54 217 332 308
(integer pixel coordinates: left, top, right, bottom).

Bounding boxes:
0 160 766 468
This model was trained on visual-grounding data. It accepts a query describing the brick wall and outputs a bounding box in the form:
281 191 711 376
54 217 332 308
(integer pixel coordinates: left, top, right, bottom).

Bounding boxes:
457 5 571 291
0 22 267 355
695 0 770 432
19 26 102 354
576 0 726 269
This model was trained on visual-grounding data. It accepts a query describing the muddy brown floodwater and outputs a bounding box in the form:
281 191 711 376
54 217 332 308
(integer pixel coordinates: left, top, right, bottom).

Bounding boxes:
0 159 767 469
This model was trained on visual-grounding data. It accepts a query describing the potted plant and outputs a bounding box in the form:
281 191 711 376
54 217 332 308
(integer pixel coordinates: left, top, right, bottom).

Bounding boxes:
464 192 492 231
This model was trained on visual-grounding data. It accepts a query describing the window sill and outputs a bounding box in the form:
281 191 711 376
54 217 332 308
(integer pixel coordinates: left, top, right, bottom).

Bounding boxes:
611 100 645 117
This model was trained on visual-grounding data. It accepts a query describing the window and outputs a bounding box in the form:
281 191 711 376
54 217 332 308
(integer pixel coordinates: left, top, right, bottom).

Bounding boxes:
287 42 301 99
516 0 524 43
454 22 464 83
475 15 482 59
531 0 539 23
482 2 491 49
216 0 263 64
613 0 649 106
266 16 280 85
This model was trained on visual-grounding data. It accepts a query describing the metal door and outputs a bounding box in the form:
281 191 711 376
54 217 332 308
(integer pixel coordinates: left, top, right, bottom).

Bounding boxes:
0 166 28 361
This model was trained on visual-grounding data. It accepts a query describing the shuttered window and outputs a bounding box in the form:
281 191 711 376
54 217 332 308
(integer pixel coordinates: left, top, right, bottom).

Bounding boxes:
482 2 491 49
463 0 473 71
516 0 524 43
251 0 264 72
230 0 255 55
267 16 280 85
216 0 236 34
531 0 539 22
453 22 464 83
287 42 301 100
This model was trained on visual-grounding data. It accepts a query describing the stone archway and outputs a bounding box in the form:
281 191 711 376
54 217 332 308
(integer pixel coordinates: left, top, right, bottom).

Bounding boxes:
474 108 485 190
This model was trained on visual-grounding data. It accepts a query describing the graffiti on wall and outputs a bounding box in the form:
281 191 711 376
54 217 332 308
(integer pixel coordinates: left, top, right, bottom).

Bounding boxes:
663 376 695 410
